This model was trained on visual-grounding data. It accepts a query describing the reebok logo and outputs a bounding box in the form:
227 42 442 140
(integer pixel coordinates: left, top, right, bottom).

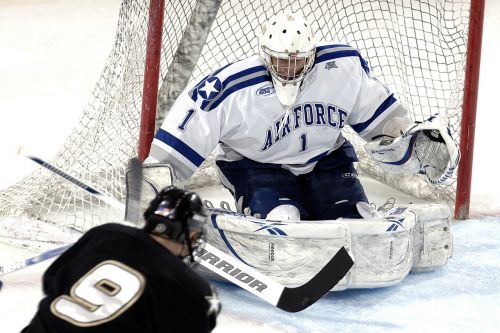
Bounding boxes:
252 221 288 236
386 218 406 232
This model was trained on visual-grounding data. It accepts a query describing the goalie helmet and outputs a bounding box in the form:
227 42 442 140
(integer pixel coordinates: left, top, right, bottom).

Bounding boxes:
258 11 316 107
143 186 206 264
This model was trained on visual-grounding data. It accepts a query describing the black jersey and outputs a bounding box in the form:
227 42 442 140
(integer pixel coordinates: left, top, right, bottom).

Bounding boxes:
22 223 220 333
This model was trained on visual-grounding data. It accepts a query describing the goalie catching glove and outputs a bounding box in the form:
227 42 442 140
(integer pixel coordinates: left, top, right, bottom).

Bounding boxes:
364 114 460 185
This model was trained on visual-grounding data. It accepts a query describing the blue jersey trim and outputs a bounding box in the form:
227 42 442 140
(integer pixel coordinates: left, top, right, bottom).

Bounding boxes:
316 44 351 52
350 94 397 134
315 45 370 74
225 65 268 84
201 74 271 111
190 63 233 101
191 64 271 111
154 128 204 167
306 150 330 164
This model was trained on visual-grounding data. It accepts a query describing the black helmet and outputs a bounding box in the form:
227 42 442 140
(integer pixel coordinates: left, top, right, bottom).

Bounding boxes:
144 186 206 263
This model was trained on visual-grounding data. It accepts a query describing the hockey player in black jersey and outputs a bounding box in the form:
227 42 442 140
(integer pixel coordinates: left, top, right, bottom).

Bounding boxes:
22 186 220 333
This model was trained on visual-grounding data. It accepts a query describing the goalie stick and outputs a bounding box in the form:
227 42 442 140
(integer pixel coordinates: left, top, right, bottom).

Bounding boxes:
11 153 354 312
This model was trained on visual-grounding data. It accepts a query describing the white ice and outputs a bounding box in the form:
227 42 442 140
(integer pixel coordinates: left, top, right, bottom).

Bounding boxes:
0 0 499 332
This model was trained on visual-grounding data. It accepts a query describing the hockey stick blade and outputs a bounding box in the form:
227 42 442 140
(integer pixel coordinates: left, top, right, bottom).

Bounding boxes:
197 243 353 312
277 246 353 312
22 153 353 310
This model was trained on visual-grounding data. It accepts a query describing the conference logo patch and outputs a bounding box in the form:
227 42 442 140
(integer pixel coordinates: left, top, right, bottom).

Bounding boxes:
256 84 275 96
198 77 222 100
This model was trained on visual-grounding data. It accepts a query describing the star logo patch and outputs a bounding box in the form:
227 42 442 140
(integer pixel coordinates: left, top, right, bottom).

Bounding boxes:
198 77 222 101
205 286 221 316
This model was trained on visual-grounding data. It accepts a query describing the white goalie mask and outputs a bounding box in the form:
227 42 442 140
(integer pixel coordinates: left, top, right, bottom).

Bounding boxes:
258 12 316 107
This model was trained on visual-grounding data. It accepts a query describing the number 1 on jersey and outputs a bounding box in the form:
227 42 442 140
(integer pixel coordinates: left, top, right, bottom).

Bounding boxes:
299 133 307 152
178 109 196 131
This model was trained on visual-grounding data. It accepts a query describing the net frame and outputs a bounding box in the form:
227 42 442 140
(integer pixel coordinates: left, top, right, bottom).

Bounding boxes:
0 0 484 247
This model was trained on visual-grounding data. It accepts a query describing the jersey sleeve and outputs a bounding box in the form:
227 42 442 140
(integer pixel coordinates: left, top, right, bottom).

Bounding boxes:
347 55 409 142
147 75 228 181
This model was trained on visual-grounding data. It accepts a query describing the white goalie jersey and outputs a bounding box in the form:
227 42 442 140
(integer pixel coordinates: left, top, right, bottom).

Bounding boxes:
147 43 408 180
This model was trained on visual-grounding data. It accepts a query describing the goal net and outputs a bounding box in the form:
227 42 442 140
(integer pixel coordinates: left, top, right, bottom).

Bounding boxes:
0 0 481 247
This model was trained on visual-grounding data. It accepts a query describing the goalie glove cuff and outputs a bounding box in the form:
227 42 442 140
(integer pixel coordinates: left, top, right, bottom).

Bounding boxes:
365 114 460 185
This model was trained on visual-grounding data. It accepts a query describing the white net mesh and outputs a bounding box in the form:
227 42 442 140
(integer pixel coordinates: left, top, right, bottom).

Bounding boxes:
0 0 472 245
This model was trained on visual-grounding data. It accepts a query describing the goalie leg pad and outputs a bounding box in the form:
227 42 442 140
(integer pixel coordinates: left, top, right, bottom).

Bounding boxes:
341 215 415 289
201 203 451 290
406 204 453 272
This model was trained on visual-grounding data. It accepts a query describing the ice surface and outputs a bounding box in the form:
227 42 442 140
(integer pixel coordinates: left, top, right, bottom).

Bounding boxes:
2 218 499 333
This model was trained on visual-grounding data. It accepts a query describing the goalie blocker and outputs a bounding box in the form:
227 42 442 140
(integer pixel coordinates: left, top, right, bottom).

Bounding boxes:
364 114 460 185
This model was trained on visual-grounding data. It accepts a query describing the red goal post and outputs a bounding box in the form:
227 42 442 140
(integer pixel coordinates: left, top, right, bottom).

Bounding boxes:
455 0 485 219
